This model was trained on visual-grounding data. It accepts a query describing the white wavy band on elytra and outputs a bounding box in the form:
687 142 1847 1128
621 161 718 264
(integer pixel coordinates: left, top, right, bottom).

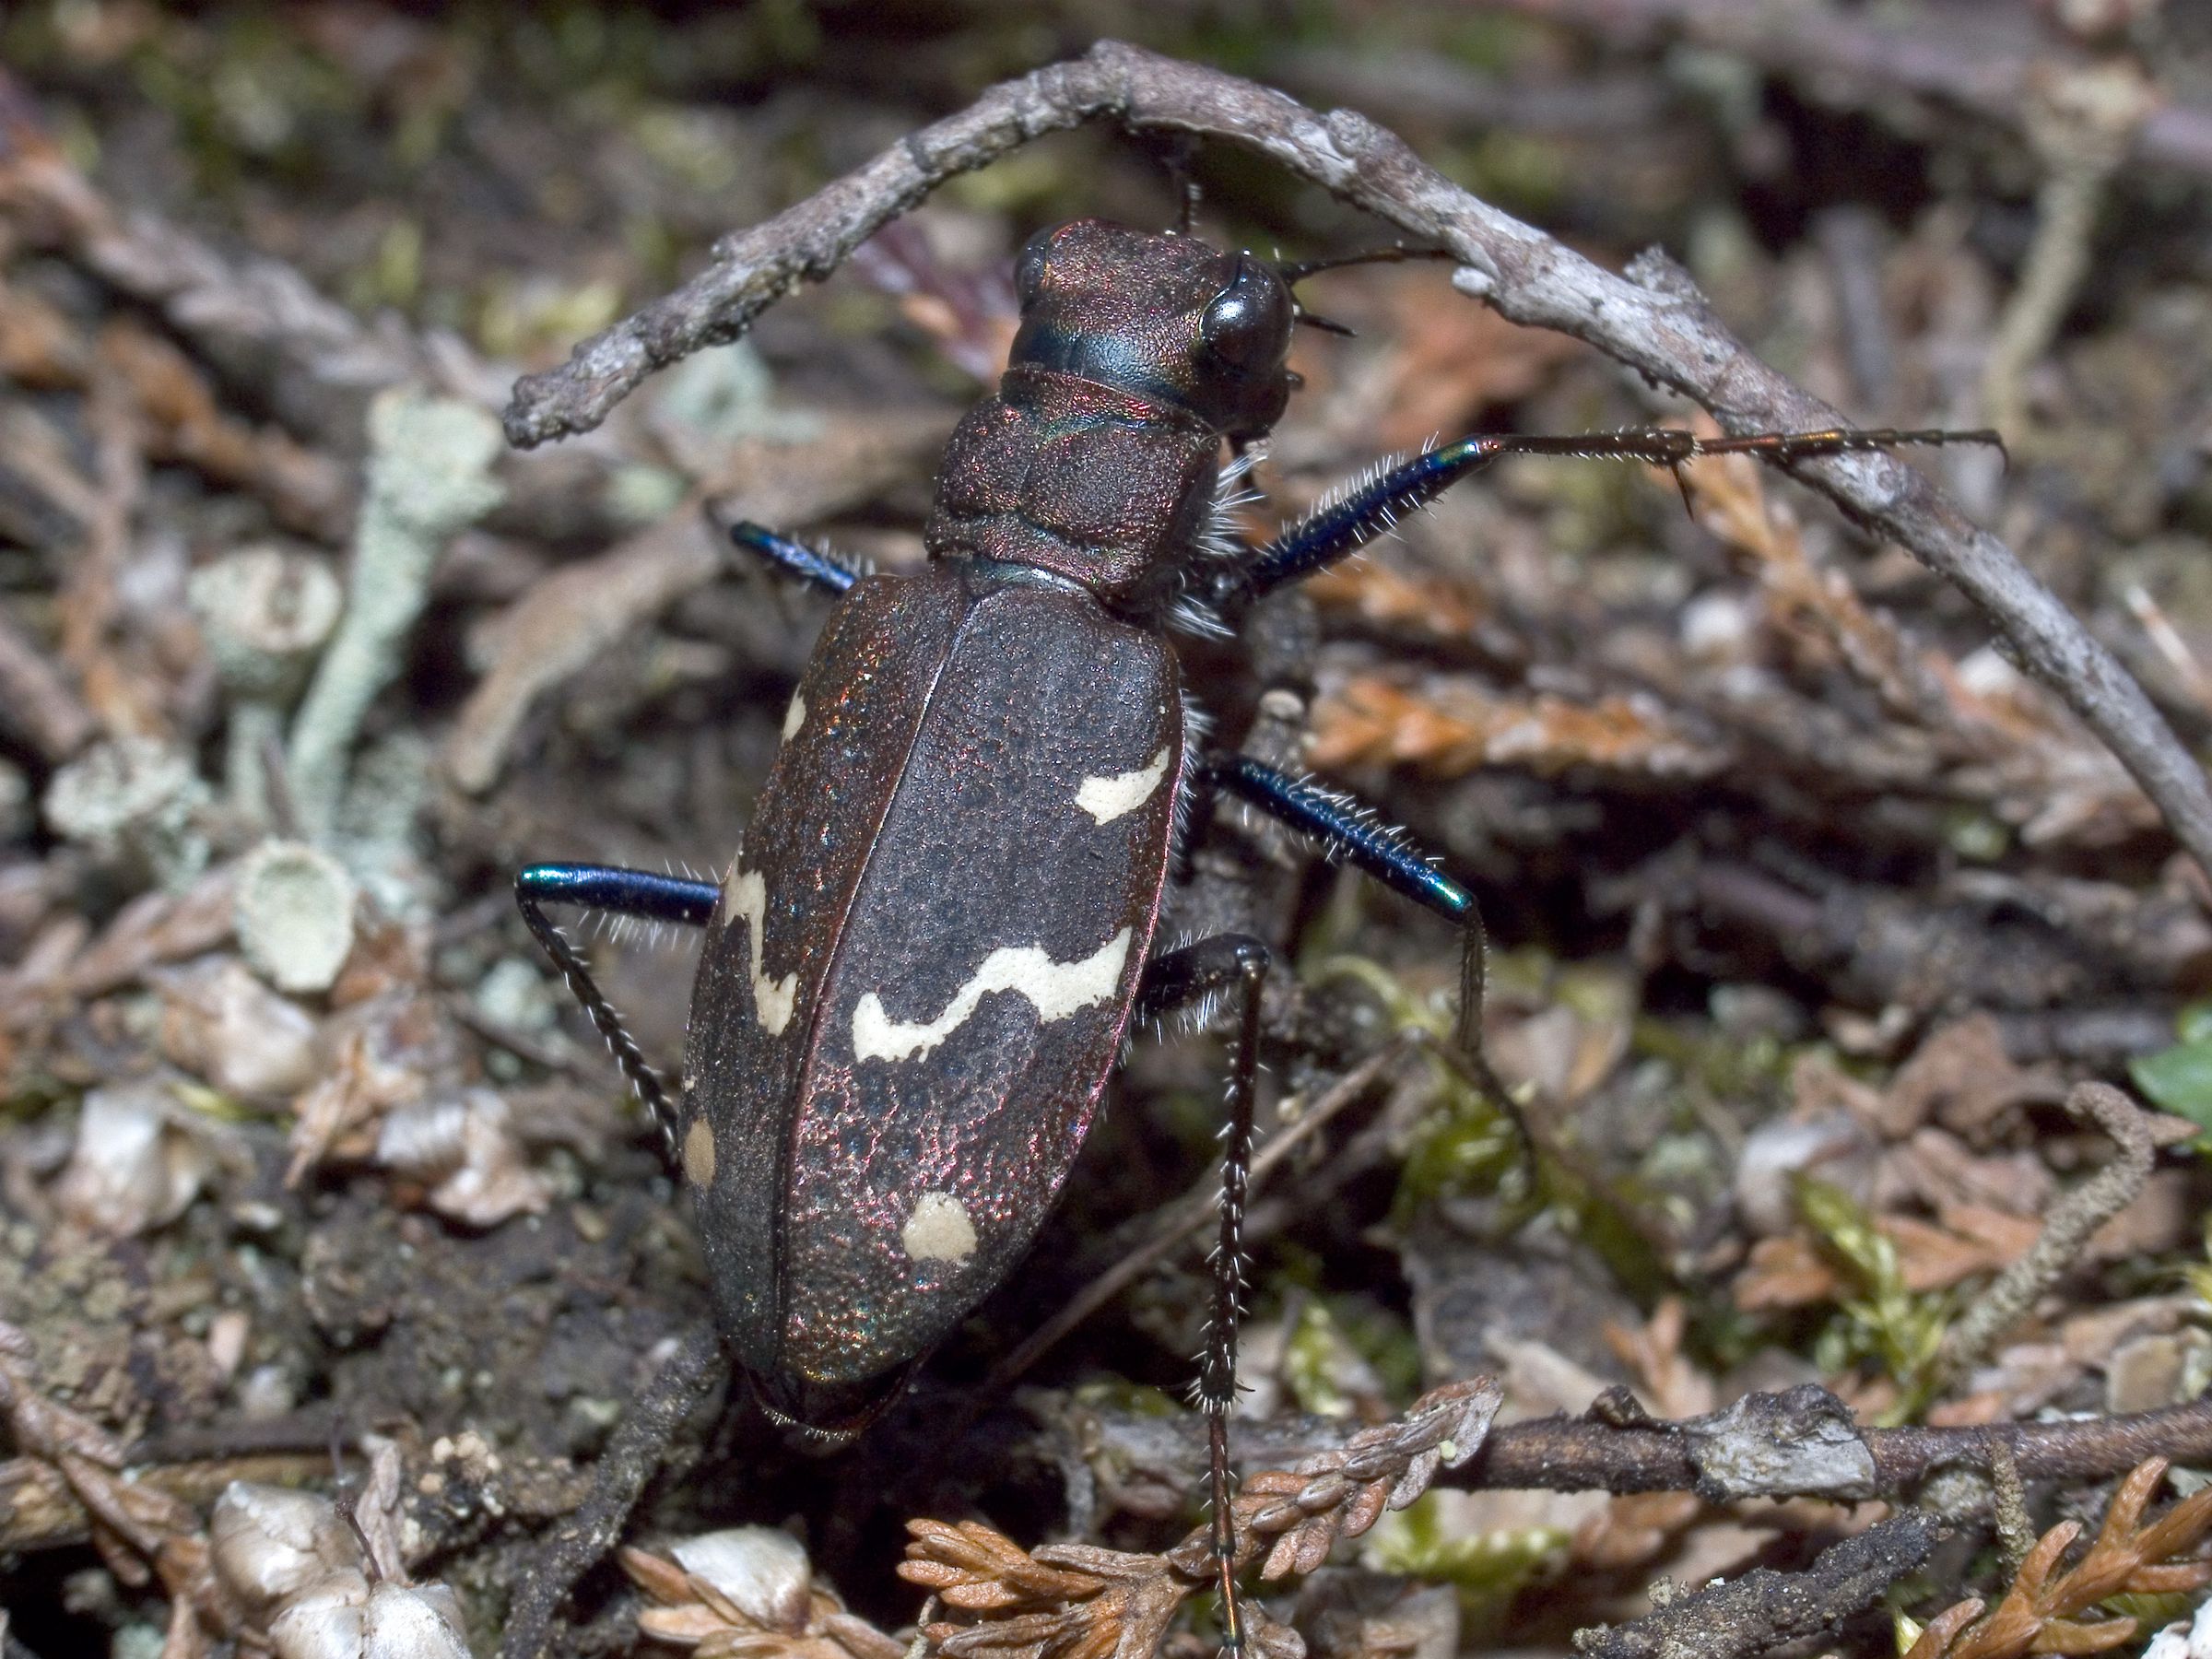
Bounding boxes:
852 926 1133 1063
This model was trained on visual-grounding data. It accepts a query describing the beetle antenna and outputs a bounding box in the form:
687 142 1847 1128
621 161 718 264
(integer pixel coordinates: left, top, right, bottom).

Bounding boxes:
1151 133 1204 236
1278 243 1454 339
1274 243 1453 285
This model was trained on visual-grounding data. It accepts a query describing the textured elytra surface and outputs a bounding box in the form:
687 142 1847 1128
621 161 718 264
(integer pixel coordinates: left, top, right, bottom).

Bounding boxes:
683 559 1182 1393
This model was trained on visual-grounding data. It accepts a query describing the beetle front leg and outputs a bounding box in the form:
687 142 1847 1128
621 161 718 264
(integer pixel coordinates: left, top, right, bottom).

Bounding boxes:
725 519 866 596
513 863 720 1159
1224 424 1999 603
1136 933 1269 1655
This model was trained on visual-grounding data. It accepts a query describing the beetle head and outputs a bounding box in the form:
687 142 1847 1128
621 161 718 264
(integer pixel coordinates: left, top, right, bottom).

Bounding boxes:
1007 218 1294 441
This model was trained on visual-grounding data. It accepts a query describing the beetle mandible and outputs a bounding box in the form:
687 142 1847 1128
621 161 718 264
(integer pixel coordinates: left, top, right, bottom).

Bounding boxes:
514 216 1993 1646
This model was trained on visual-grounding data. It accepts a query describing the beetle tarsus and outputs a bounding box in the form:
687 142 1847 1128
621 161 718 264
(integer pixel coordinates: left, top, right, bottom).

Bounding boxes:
1138 932 1268 1651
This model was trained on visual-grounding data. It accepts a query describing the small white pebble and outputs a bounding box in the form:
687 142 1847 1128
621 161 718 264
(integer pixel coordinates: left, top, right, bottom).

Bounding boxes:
210 1484 359 1613
672 1527 813 1633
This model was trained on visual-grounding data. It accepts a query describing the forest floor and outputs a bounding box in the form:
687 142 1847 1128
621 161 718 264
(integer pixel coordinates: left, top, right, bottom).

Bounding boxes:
3 5 2212 1657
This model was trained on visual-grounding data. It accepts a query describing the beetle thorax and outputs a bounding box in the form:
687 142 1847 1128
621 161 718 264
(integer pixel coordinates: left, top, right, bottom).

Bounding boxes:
923 219 1294 609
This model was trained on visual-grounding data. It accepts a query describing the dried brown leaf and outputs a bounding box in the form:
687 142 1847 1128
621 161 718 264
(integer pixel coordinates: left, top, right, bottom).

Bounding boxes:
1311 675 1722 778
624 1540 900 1659
1912 1458 2212 1659
904 1380 1501 1659
1302 559 1489 643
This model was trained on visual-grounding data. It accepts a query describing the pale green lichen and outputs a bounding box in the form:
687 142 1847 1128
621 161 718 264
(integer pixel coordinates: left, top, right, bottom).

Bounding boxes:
288 388 503 839
332 730 439 921
233 838 357 994
650 340 823 446
189 545 342 825
42 735 212 889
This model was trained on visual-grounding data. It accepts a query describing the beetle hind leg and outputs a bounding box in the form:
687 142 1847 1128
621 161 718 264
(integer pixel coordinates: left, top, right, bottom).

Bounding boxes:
1137 934 1270 1654
513 863 719 1162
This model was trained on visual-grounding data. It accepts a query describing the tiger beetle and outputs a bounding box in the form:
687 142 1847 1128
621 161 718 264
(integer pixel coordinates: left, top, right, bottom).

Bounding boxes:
514 217 1996 1648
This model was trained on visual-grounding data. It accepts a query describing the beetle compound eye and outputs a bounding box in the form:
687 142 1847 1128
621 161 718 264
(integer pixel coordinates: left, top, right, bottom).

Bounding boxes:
1200 256 1291 369
1014 227 1054 307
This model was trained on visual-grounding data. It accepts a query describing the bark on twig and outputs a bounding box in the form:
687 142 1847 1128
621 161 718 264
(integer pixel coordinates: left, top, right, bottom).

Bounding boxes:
1076 1388 2212 1508
495 1323 723 1659
501 41 2212 886
1572 1511 1937 1659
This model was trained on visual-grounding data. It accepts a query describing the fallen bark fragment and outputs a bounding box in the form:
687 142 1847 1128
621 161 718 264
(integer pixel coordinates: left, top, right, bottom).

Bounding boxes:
1572 1511 1936 1659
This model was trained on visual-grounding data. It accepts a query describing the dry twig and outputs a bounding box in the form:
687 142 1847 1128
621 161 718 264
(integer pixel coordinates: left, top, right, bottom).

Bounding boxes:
1575 1510 1938 1659
1936 1081 2156 1378
902 1378 1501 1659
1472 0 2212 181
501 40 2212 887
1072 1387 2212 1509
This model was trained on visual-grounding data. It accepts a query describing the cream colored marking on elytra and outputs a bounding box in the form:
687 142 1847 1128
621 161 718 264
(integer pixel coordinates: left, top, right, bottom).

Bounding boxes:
900 1192 978 1263
1075 747 1171 825
852 927 1133 1064
781 691 806 742
727 868 798 1034
682 1118 716 1187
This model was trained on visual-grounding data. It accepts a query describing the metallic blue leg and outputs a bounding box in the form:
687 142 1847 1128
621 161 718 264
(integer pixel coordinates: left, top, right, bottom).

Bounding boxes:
1205 755 1512 1105
1207 755 1473 925
728 520 863 596
516 864 719 924
1230 424 1999 602
513 863 721 1158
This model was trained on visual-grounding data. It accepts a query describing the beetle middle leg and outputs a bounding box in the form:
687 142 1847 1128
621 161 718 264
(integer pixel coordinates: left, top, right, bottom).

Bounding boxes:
1205 755 1522 1137
1135 933 1270 1654
1143 757 1523 1647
